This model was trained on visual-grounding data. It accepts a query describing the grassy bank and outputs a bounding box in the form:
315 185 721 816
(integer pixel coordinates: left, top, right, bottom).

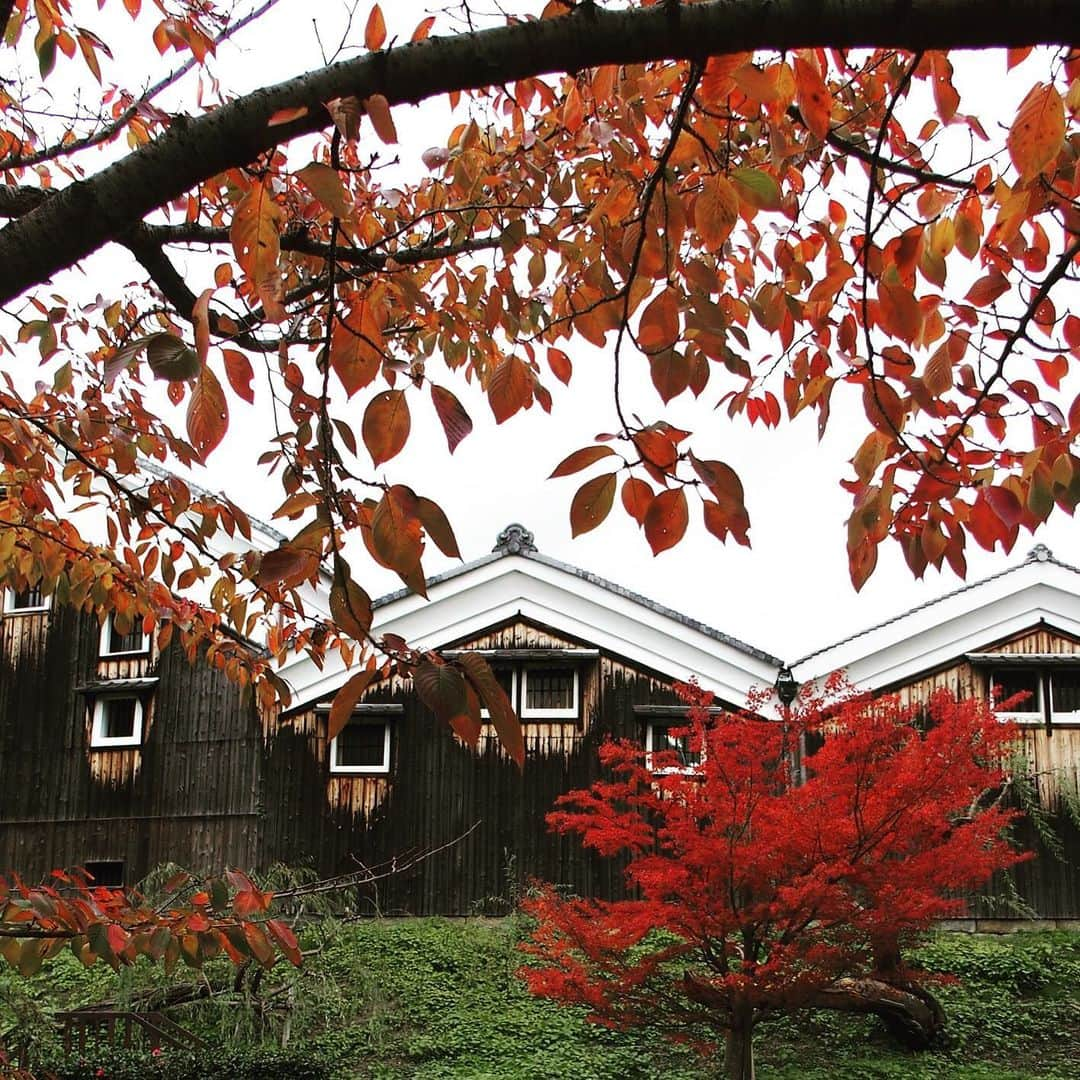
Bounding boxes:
2 920 1078 1078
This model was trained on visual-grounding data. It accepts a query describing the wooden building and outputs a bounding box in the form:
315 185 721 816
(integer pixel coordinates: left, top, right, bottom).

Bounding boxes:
2 526 1079 919
792 543 1080 923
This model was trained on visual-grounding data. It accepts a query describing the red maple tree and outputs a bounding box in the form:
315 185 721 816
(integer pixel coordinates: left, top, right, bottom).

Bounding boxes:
521 680 1027 1080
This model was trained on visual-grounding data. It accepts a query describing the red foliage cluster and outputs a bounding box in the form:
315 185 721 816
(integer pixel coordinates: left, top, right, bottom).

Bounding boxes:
521 681 1026 1042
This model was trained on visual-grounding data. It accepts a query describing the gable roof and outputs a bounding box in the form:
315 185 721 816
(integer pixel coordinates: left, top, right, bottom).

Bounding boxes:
278 524 781 712
791 544 1080 690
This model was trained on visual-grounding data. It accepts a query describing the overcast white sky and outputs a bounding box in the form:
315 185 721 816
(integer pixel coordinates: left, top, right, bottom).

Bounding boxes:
10 1 1080 663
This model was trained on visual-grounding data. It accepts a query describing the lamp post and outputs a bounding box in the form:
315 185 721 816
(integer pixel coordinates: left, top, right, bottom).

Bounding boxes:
774 665 800 786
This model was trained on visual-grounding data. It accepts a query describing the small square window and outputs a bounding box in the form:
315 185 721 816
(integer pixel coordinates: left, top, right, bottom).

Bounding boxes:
100 615 150 658
991 670 1041 720
520 667 578 720
90 695 144 748
4 585 49 613
645 722 701 772
330 718 391 774
84 861 125 888
1050 671 1080 717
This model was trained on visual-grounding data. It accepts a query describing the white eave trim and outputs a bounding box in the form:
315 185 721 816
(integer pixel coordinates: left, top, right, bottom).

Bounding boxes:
794 561 1080 691
277 555 778 712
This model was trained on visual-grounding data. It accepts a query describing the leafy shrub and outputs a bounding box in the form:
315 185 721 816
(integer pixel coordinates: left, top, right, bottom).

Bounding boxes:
28 1045 330 1080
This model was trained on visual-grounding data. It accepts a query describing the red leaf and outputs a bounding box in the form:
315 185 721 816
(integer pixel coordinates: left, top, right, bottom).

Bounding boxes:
362 389 411 466
550 445 616 478
965 271 1010 307
192 288 213 365
643 489 688 555
415 497 461 559
430 384 473 453
621 477 652 527
547 347 572 385
328 669 377 741
222 348 255 404
570 473 617 537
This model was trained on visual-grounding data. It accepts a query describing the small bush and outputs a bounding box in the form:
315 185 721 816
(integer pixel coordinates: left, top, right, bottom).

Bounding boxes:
27 1045 330 1080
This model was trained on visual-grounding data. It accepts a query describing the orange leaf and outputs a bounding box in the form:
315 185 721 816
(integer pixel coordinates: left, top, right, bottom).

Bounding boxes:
570 473 616 537
429 384 472 454
637 287 680 353
411 15 436 42
364 93 398 145
1008 82 1065 182
229 182 283 293
794 55 831 138
644 489 688 555
371 485 426 596
268 105 309 127
650 349 692 404
364 4 386 50
329 560 374 640
296 162 351 218
362 389 411 466
186 366 228 460
877 283 923 344
550 445 616 479
328 669 377 741
331 302 384 397
695 176 740 252
488 355 533 423
192 288 213 365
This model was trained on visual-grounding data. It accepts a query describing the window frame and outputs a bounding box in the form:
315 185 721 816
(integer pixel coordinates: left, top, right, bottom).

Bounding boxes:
89 693 145 749
644 720 703 775
988 666 1080 726
329 716 393 775
99 615 151 659
519 666 579 721
3 585 50 614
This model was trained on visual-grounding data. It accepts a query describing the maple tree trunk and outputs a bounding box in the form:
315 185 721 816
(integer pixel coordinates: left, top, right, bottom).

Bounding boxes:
811 976 946 1049
723 1009 756 1080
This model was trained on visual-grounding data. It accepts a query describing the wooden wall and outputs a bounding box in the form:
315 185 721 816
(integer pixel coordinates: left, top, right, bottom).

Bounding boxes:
883 624 1080 918
261 617 681 914
0 604 263 884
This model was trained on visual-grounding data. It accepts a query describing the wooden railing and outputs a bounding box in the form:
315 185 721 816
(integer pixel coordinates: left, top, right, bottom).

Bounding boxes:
56 1010 206 1057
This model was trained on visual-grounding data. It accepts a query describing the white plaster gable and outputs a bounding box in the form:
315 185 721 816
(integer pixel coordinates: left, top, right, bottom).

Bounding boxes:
277 525 780 712
792 546 1080 691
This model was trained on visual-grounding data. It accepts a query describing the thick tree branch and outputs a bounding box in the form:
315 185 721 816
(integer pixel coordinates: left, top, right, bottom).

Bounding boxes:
0 0 1072 304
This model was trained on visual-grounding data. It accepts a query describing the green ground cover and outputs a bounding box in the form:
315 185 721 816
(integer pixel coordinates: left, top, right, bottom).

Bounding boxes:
2 920 1078 1078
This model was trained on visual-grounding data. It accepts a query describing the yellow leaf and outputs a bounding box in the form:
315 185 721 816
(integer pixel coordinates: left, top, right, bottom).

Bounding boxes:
1008 82 1065 182
296 162 351 218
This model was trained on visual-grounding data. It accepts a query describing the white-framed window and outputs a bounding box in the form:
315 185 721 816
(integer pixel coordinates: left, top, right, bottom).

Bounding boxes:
99 614 150 658
330 717 392 774
3 585 50 613
90 694 144 748
520 666 579 720
644 721 702 773
991 668 1080 724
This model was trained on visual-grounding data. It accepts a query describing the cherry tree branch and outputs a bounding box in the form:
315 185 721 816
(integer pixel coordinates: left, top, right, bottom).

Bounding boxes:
0 0 1073 305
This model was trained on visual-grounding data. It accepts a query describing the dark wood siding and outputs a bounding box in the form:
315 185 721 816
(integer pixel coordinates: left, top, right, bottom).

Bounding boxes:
0 604 263 885
882 624 1080 919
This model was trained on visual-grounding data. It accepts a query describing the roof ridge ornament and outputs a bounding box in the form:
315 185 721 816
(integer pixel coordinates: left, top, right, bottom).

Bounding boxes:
493 523 537 555
1026 543 1053 563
